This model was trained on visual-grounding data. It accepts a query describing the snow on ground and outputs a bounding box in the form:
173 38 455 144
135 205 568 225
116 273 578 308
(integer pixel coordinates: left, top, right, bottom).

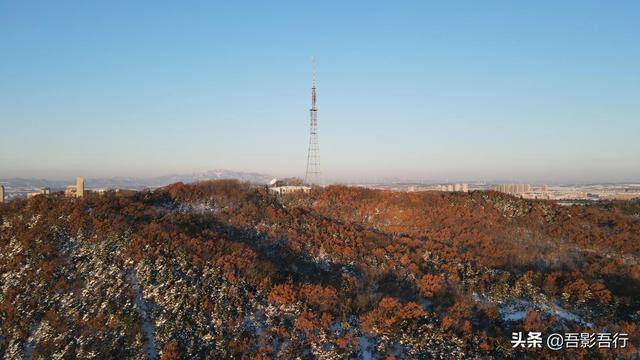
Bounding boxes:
498 298 594 327
128 269 158 360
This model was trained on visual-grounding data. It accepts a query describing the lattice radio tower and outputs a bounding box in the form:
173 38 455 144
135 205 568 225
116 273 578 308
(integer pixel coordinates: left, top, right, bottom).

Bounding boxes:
305 57 321 185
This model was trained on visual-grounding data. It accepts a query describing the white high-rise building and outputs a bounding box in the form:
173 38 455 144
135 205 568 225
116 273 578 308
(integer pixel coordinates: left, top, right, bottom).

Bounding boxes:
76 177 84 198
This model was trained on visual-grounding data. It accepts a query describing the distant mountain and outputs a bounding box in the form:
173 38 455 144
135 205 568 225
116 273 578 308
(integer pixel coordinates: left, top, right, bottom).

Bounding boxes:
1 169 274 192
0 178 70 189
154 169 274 186
86 169 274 189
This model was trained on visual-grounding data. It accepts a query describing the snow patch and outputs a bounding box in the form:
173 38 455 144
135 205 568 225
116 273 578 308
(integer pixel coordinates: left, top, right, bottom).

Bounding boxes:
128 269 158 360
498 298 594 327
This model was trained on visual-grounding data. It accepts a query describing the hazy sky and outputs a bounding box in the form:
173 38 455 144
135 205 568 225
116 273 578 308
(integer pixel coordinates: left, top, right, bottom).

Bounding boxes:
1 1 638 183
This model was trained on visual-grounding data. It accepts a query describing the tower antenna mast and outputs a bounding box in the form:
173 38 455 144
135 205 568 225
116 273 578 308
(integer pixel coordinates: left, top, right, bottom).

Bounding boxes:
305 57 321 185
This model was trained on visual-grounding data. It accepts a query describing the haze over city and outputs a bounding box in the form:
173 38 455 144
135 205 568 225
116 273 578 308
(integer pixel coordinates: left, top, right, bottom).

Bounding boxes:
1 1 639 183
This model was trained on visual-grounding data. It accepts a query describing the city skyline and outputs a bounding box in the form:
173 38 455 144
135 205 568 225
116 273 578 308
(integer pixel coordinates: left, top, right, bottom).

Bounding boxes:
1 1 639 183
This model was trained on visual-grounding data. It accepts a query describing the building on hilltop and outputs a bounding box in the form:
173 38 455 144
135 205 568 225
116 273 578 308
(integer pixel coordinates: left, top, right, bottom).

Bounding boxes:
268 177 310 195
0 185 5 203
269 185 311 195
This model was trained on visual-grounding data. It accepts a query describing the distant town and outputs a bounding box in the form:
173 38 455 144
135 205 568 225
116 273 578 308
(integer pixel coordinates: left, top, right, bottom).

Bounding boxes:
342 181 640 203
2 171 638 204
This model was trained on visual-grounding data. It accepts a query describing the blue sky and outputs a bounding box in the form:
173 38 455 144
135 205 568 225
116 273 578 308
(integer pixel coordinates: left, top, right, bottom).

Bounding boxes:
0 1 638 183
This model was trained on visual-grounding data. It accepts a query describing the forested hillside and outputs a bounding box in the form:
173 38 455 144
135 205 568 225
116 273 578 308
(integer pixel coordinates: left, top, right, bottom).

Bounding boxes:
1 180 638 359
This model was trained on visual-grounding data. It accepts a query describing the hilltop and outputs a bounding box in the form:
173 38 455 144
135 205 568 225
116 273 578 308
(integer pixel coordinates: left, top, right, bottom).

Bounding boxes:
0 180 638 358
